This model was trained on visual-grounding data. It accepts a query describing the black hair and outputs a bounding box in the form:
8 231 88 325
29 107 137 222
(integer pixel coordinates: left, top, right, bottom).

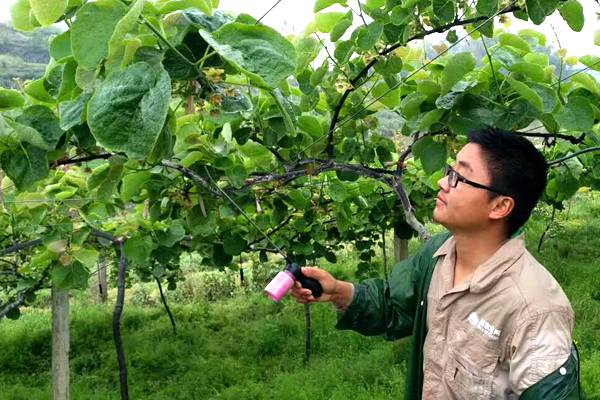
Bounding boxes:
467 127 548 237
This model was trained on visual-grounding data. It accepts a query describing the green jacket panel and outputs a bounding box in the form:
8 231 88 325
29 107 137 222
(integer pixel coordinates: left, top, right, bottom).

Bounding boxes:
521 345 585 400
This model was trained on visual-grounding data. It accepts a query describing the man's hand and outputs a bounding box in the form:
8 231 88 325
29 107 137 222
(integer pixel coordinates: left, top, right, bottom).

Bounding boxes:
289 266 354 311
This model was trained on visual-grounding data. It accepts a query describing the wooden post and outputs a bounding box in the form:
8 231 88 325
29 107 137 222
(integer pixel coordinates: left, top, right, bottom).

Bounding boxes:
52 286 70 400
393 228 409 264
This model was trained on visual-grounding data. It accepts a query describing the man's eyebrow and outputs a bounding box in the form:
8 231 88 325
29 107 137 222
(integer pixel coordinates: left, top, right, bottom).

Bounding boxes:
457 160 472 172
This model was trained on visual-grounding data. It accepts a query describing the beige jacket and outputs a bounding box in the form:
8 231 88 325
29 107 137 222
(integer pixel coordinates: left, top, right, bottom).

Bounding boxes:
422 234 574 399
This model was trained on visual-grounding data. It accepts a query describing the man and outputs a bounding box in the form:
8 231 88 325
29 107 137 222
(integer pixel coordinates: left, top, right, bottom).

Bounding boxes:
291 127 582 399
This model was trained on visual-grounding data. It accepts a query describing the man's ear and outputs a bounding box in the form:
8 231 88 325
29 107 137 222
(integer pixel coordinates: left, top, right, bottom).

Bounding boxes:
489 196 514 221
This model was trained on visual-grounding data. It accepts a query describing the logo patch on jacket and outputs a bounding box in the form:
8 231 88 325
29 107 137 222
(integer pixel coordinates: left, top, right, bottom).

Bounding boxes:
468 312 501 339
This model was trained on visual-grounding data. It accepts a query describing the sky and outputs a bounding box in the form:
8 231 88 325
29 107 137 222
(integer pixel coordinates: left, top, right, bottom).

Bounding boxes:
0 0 598 57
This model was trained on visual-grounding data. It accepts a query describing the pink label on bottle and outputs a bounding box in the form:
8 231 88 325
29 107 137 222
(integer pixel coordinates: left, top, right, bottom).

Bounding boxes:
264 271 295 302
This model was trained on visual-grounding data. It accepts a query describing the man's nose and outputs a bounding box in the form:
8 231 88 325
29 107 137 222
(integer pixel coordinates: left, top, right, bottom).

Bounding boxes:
437 175 449 191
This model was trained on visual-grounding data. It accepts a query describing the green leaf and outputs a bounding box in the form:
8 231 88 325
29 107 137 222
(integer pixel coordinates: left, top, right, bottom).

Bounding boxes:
88 62 171 159
71 0 127 69
498 32 531 53
121 171 151 202
157 0 212 15
446 30 458 43
24 78 54 103
518 29 546 46
432 0 455 24
419 109 445 130
226 164 247 188
212 243 233 266
223 233 246 256
525 0 559 25
595 29 600 46
15 106 64 150
156 220 186 247
371 81 401 108
579 55 600 72
571 73 600 97
124 235 154 265
330 13 353 42
10 0 37 32
355 21 384 51
72 248 99 268
441 52 476 94
390 6 410 26
1 144 49 190
559 0 584 32
327 180 348 202
476 0 498 16
52 262 89 290
106 0 145 71
366 0 385 7
314 0 347 12
528 83 558 113
50 31 72 61
315 12 347 33
286 188 311 210
30 0 68 26
554 96 594 131
412 137 446 174
199 22 296 88
4 118 48 150
511 62 545 81
507 77 543 112
59 92 92 131
298 115 325 137
295 36 321 73
0 88 25 110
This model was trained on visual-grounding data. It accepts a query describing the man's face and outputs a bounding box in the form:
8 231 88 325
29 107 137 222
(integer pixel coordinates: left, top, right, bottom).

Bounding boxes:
433 143 499 233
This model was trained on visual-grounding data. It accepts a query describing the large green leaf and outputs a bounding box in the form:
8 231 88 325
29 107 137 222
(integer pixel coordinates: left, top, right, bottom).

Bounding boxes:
555 96 594 131
295 36 321 73
315 12 347 33
50 31 72 61
507 78 543 112
199 23 296 88
30 0 68 26
106 0 145 71
314 0 347 12
0 88 25 110
355 21 384 51
525 0 559 24
579 55 600 72
441 52 476 94
0 143 49 190
87 62 171 159
124 235 154 265
528 83 558 114
52 262 89 290
10 0 37 32
412 136 447 174
71 0 127 69
559 0 584 32
476 0 498 16
16 105 64 150
432 0 455 24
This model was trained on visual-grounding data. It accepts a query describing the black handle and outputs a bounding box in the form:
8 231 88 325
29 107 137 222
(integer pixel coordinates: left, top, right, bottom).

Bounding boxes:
296 275 323 298
286 263 323 298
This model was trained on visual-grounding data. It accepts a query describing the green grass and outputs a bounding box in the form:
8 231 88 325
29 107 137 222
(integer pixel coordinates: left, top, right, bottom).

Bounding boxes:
0 192 599 399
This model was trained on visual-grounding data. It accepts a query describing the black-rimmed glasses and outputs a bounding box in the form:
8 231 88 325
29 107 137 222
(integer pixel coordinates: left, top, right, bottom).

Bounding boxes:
444 165 511 197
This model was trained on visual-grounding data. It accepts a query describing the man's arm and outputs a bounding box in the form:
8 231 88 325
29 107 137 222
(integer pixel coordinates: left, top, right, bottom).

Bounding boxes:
508 309 576 396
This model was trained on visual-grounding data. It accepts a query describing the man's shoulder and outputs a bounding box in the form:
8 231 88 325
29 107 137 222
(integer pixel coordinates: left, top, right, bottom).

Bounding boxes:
506 249 573 318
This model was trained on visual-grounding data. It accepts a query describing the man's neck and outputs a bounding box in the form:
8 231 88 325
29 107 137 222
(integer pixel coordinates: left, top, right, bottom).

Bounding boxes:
453 229 508 277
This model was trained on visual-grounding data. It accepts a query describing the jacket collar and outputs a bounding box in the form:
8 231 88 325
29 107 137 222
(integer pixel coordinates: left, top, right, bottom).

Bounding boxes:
431 233 526 293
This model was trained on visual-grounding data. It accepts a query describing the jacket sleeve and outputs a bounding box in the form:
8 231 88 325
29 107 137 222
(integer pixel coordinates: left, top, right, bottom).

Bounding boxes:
520 344 585 400
334 246 424 340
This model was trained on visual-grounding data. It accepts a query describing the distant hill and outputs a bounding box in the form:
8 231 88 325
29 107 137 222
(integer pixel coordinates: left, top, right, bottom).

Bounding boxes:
0 22 60 88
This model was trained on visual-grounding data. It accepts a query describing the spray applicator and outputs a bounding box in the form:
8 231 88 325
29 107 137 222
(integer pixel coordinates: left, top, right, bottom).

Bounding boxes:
264 263 323 302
